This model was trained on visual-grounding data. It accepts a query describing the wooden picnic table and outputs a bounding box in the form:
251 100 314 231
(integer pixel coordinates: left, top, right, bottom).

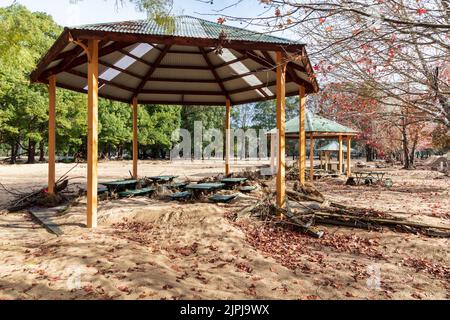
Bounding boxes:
353 171 386 185
100 179 138 193
185 183 225 198
220 178 247 188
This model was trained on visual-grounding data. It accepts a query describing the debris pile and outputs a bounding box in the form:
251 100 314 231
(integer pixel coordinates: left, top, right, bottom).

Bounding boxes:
235 179 450 239
1 179 70 212
0 164 81 213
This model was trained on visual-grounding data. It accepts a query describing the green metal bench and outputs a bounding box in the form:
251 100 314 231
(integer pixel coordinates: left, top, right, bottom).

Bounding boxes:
221 178 247 188
148 175 178 183
98 186 109 194
165 182 188 190
100 179 138 192
185 183 225 198
209 194 239 203
168 191 192 201
239 185 257 193
118 187 155 198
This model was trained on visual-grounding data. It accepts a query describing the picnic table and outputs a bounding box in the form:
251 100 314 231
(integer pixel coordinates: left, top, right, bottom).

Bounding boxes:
147 175 178 183
185 183 225 198
353 171 386 185
220 178 247 188
100 179 138 193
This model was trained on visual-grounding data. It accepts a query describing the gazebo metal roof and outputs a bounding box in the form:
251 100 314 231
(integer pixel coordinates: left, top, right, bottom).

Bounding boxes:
269 111 358 136
317 141 355 152
31 15 319 106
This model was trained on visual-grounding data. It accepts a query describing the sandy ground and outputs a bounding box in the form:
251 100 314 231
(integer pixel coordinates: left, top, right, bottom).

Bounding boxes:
0 160 449 300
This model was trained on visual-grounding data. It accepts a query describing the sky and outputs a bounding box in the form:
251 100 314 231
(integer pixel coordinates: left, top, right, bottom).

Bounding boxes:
0 0 268 29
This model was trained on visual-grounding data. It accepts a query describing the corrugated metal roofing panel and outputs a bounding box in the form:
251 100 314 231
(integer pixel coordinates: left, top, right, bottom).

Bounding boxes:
74 16 300 45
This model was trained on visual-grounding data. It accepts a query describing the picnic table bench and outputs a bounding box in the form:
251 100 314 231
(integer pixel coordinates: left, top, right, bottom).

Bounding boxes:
100 179 138 193
220 178 247 188
118 187 155 198
147 175 178 183
353 171 386 185
209 194 238 203
168 191 192 201
165 182 188 190
185 183 225 198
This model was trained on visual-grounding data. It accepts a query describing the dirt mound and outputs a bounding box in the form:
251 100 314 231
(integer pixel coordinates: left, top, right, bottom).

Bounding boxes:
422 156 447 171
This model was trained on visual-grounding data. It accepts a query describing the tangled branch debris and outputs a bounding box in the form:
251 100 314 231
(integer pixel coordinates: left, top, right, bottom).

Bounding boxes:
1 164 80 213
236 178 450 238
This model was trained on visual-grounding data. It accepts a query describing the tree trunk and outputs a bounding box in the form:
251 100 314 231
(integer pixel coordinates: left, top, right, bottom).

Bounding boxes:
27 139 36 164
39 141 45 162
10 142 17 164
401 120 411 169
365 145 373 162
409 132 419 166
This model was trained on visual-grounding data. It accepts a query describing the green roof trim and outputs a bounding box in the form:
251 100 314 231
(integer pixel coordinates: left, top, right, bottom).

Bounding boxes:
269 111 358 135
74 15 302 45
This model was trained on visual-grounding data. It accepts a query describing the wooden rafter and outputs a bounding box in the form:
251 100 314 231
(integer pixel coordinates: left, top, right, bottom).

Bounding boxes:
133 45 171 98
228 80 277 95
214 54 248 69
66 69 135 93
221 68 268 83
118 48 152 67
41 43 87 81
148 77 217 83
239 50 275 70
241 50 314 90
140 88 225 96
157 65 211 70
69 29 305 53
98 59 143 79
54 45 85 62
200 47 230 101
40 41 136 81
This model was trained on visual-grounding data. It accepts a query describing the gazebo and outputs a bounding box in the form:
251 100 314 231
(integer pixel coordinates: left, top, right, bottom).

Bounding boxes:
30 16 319 228
317 141 356 172
268 111 357 180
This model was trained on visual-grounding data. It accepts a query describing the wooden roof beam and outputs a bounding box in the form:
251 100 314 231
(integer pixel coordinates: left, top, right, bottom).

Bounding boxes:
98 59 143 79
139 89 225 96
200 47 230 101
40 41 136 81
148 77 217 83
68 29 305 53
66 69 135 93
133 45 171 99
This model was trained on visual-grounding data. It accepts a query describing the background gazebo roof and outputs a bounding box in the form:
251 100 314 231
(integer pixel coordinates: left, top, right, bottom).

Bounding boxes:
318 141 356 152
269 111 358 135
31 16 319 106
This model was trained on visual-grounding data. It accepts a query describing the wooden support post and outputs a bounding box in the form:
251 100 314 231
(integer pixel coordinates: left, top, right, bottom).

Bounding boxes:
320 151 323 169
87 39 99 229
298 85 306 185
276 52 286 208
225 98 231 176
270 133 276 174
47 75 56 194
326 152 330 171
309 133 314 181
338 135 343 175
346 136 351 177
132 97 138 179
